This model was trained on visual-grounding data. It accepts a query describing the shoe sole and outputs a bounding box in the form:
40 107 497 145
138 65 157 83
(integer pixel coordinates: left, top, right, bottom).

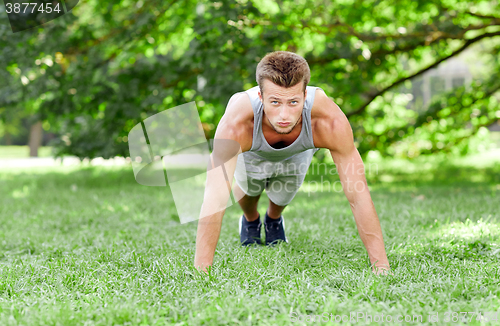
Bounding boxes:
239 215 243 236
283 217 287 242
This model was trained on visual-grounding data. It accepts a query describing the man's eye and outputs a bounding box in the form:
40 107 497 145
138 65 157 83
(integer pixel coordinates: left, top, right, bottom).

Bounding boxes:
291 101 298 104
271 101 279 105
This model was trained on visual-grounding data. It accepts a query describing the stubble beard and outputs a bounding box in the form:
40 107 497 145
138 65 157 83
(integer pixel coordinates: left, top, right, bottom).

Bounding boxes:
267 113 302 135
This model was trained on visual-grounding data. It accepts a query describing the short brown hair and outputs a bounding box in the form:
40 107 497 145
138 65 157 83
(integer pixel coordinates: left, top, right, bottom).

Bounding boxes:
256 51 310 95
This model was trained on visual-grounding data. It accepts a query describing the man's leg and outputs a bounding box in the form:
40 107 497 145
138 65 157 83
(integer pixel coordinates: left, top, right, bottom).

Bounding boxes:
267 199 286 220
263 176 298 245
232 176 267 221
263 196 288 245
236 189 261 222
233 178 267 245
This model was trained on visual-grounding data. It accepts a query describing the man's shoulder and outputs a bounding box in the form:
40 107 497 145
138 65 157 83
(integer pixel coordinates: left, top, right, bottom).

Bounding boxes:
310 88 342 126
214 91 254 151
222 91 254 126
310 88 352 151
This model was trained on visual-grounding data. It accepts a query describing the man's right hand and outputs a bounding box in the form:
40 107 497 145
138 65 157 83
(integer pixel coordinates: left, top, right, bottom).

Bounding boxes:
194 209 226 273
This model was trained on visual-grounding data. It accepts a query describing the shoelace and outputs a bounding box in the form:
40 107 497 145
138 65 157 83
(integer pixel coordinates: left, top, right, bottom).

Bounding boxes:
246 222 261 234
265 219 282 233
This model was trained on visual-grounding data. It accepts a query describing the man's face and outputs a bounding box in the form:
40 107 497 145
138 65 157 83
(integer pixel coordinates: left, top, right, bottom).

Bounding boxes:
258 79 307 135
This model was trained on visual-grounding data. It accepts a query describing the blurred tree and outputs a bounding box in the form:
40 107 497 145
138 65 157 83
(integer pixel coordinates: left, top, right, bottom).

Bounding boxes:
28 120 42 156
0 0 499 159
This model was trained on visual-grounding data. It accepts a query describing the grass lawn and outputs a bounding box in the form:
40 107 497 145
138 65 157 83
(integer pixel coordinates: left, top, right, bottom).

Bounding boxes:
0 146 54 158
0 154 499 325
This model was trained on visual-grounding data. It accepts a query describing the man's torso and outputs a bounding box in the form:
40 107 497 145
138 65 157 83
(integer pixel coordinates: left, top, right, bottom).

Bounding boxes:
221 85 342 179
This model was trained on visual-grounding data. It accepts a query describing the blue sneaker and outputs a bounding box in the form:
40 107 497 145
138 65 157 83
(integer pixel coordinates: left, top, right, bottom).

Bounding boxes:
239 214 262 246
264 212 287 246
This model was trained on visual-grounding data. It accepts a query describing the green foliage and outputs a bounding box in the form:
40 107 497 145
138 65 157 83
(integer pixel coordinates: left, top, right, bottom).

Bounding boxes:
357 61 500 157
0 0 499 159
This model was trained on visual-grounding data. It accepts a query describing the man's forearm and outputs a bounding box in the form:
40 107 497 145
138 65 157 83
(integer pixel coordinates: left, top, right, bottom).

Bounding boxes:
193 144 240 271
194 209 226 271
349 195 390 269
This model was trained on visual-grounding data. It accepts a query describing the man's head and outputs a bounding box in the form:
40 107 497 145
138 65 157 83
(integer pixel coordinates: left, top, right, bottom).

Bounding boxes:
256 51 310 135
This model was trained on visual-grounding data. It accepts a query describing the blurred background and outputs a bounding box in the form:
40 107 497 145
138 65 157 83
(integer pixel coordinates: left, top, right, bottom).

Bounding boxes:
0 0 499 161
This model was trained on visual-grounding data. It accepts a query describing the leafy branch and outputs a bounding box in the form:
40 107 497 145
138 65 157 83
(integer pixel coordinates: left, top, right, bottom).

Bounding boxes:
346 31 500 118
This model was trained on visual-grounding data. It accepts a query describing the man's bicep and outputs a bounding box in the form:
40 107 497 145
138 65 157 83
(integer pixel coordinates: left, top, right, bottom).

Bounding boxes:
214 92 251 147
207 91 251 184
209 116 246 184
328 117 368 202
201 125 242 219
211 119 243 165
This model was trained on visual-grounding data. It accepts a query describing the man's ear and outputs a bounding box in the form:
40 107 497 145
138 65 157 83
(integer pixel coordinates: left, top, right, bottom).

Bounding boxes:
304 88 307 100
258 90 262 102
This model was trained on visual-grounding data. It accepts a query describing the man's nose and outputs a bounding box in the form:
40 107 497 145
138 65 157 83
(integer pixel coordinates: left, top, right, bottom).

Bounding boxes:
279 106 290 120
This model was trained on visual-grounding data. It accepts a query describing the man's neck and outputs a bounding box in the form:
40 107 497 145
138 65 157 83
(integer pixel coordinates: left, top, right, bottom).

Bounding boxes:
261 110 303 149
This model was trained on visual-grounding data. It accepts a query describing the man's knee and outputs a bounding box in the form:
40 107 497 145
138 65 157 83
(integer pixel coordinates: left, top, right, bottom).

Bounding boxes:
240 192 261 203
268 197 287 208
232 181 246 200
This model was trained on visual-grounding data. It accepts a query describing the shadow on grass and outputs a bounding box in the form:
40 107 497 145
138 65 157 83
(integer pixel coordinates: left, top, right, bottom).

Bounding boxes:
371 164 500 185
305 162 500 187
2 160 499 190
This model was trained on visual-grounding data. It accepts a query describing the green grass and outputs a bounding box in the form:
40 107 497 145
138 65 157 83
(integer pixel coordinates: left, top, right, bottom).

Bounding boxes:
0 155 499 325
0 146 54 158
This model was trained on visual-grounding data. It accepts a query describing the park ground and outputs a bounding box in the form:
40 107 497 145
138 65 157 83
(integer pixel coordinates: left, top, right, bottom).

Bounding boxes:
0 147 499 325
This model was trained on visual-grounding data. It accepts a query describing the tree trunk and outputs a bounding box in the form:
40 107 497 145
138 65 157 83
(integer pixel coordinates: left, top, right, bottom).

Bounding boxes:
28 121 43 157
4 130 11 145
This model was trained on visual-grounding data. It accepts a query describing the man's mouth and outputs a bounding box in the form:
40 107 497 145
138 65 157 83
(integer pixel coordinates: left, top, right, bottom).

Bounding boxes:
277 122 290 127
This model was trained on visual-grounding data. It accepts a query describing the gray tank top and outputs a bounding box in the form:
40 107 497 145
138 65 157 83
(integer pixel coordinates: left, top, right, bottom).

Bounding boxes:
235 85 321 178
